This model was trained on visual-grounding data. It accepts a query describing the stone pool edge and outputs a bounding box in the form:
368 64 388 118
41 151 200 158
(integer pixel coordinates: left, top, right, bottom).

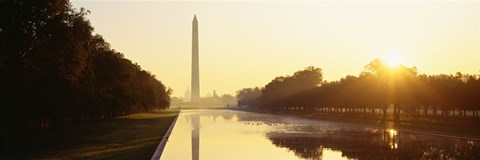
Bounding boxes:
150 111 180 160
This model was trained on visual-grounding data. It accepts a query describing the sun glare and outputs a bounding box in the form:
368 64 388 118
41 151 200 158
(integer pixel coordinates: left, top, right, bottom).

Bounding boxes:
384 54 404 67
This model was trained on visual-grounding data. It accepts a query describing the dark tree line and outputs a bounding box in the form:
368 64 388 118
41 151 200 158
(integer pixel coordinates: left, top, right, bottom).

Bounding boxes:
1 0 171 130
237 60 480 121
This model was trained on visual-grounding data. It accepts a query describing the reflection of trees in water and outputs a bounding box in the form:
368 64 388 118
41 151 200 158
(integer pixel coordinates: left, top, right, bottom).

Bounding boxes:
421 140 480 160
231 110 480 159
184 110 237 122
269 136 323 160
267 130 480 160
184 110 480 160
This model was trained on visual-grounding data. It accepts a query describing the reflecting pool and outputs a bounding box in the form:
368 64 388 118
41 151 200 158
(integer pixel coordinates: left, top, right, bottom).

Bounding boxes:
159 109 480 160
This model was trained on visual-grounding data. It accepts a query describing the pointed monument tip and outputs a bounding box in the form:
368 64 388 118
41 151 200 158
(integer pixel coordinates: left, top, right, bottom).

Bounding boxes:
194 14 197 19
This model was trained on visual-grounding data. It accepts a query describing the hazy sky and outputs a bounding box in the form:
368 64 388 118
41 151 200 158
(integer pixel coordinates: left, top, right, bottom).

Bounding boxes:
72 1 480 97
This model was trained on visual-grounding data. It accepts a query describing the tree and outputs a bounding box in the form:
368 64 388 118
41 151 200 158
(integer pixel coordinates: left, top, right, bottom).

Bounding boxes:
1 0 171 130
237 59 480 123
236 87 262 108
261 66 323 109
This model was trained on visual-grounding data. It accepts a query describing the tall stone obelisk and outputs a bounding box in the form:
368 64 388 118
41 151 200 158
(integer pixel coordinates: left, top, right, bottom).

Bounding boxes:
191 15 200 102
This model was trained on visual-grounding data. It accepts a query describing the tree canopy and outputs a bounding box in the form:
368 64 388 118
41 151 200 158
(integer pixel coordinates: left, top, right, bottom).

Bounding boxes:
237 60 480 120
1 0 171 130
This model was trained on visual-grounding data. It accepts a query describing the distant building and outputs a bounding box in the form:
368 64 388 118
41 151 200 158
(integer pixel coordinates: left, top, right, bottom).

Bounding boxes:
184 86 191 102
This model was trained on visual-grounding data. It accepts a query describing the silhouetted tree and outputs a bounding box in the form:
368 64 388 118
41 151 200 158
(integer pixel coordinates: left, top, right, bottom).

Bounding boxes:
237 60 480 122
1 0 171 130
261 66 323 110
236 87 262 108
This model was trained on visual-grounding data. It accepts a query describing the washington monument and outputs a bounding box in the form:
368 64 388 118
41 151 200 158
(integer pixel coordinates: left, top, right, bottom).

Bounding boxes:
191 15 200 102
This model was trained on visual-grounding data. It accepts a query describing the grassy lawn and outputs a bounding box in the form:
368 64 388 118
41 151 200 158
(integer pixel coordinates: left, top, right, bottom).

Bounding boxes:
6 110 178 160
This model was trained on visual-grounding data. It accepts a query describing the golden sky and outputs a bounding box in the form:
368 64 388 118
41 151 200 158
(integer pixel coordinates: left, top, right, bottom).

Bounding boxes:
72 1 480 97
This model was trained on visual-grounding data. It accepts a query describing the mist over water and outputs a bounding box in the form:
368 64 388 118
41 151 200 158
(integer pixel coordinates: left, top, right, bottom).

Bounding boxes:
160 109 480 160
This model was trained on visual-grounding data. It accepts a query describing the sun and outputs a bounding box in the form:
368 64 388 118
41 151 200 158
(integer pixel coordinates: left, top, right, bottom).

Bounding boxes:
384 54 404 67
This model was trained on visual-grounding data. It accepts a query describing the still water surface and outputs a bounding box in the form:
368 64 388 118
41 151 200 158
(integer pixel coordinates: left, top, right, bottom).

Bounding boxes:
160 109 479 160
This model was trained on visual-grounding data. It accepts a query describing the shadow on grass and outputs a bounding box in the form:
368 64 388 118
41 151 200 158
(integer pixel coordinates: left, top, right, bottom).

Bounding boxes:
6 110 178 160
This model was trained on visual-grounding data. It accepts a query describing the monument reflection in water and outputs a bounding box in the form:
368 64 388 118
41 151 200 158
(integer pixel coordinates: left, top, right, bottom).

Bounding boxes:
191 114 199 160
159 109 480 160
